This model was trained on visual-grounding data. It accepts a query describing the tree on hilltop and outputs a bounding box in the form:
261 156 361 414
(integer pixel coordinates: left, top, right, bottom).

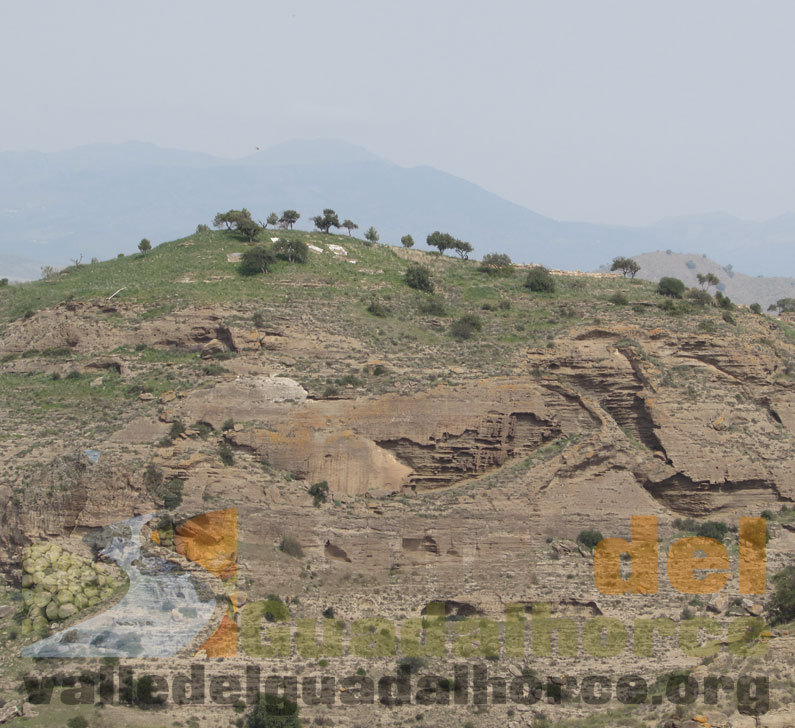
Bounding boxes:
311 209 341 233
213 208 261 241
279 210 300 229
768 298 795 314
696 272 720 290
364 227 379 245
610 257 640 278
138 238 151 255
342 219 358 237
265 213 279 228
426 231 457 255
401 234 414 248
236 217 262 243
453 240 473 259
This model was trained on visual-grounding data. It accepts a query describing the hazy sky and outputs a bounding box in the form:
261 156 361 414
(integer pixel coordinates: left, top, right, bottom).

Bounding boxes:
3 0 795 226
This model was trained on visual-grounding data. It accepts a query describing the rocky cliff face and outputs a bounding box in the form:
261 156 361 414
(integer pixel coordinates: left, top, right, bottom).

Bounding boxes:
2 302 793 541
2 287 795 726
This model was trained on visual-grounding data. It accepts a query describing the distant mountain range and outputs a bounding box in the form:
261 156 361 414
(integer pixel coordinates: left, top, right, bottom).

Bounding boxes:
1 139 793 281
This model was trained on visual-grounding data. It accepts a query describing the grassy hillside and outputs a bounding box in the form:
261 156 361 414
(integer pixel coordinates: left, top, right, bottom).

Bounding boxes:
3 228 789 350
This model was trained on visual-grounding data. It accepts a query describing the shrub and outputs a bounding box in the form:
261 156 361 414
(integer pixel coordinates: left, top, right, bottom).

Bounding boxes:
322 606 335 619
308 481 329 506
279 536 304 559
0 278 8 287
398 656 427 672
478 253 514 275
685 260 696 269
218 442 234 466
366 300 389 317
222 418 235 432
252 311 266 328
202 363 229 376
143 463 163 490
524 266 555 293
577 529 604 550
498 299 511 310
273 239 308 264
418 297 446 316
263 597 290 623
67 718 89 728
769 565 795 625
246 692 300 728
674 518 729 542
450 314 483 341
715 291 734 310
697 521 729 542
750 303 762 314
239 246 276 276
196 223 210 233
686 289 713 306
657 277 685 298
696 319 717 334
609 292 628 306
159 479 184 510
168 420 186 439
401 234 415 248
722 311 736 325
404 264 434 293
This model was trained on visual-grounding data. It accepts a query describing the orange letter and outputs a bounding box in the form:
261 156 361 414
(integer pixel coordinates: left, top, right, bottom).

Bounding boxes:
668 537 729 594
594 516 658 594
739 517 766 595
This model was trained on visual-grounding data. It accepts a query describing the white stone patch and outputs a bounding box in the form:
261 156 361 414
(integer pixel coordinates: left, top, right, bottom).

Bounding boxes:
328 244 347 256
270 237 280 243
307 244 324 253
249 375 308 404
226 253 242 263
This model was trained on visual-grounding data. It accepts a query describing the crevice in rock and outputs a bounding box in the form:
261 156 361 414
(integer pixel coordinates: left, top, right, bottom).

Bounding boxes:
421 600 483 618
376 412 562 489
402 535 439 554
642 473 791 516
214 326 237 352
324 540 351 562
518 599 603 617
566 369 667 458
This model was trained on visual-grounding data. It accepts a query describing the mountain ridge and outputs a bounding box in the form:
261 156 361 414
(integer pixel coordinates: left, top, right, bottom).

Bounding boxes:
1 139 793 280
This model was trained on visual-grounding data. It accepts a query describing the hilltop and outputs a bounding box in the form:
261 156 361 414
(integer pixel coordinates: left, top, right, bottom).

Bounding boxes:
1 229 795 727
598 250 795 309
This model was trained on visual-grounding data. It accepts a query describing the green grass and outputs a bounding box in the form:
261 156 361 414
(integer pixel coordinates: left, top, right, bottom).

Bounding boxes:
0 228 658 323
